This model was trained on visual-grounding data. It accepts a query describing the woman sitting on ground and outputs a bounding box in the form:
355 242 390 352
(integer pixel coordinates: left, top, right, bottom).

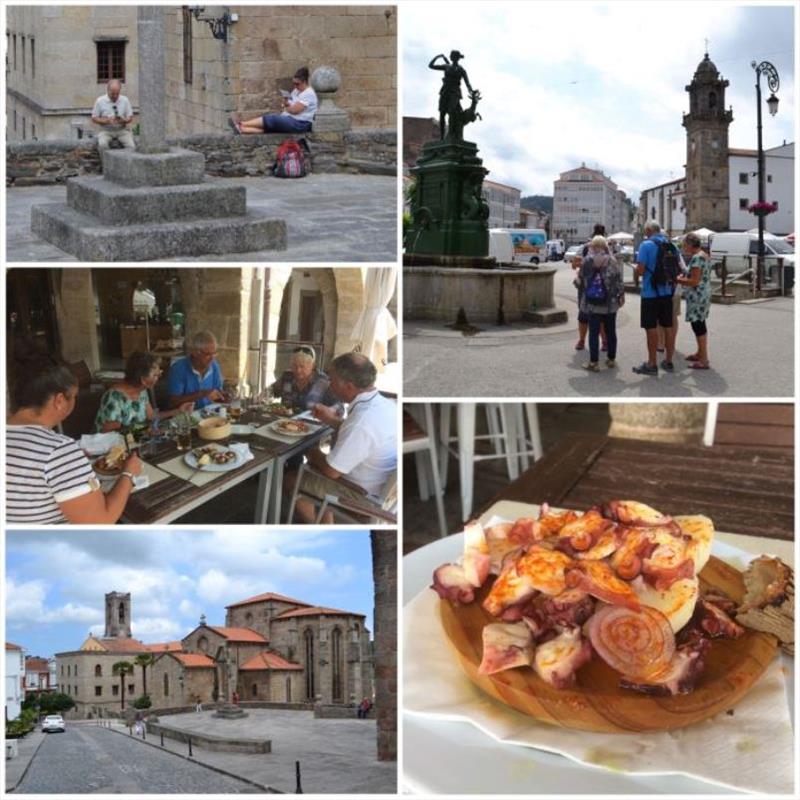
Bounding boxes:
676 232 712 369
94 352 193 433
6 341 142 524
271 346 341 414
578 235 625 372
230 67 318 134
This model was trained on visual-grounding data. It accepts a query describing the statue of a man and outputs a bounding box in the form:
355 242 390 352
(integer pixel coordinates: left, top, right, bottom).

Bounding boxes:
429 50 478 141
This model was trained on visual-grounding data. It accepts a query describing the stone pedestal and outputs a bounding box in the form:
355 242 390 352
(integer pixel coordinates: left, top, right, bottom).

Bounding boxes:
212 703 248 720
310 66 350 133
609 404 707 443
406 139 489 258
31 148 287 261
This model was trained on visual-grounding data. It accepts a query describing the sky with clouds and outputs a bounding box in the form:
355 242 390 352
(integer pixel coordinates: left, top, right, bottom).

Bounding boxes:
402 1 795 201
5 529 378 659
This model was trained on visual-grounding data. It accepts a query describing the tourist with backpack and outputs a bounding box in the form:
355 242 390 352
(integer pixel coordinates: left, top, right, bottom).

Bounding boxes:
633 220 681 376
578 235 624 372
572 223 608 352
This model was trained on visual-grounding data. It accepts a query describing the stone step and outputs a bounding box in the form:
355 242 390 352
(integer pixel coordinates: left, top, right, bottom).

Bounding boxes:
67 176 247 225
102 148 206 187
31 202 286 261
523 308 569 326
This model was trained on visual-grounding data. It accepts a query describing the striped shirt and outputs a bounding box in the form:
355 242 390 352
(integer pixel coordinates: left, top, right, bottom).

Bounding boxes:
6 425 98 524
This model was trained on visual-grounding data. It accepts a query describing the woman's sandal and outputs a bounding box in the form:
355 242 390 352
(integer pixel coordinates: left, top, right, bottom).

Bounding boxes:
575 341 585 351
689 362 710 370
685 354 701 362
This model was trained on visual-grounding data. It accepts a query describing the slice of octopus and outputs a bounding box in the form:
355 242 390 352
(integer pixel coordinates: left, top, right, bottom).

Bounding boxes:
641 542 695 591
537 506 580 539
483 547 575 617
619 638 710 696
533 627 593 689
485 520 540 575
462 521 491 588
602 500 678 532
431 563 475 604
691 597 746 639
610 527 657 580
557 509 615 553
566 560 641 610
478 622 535 675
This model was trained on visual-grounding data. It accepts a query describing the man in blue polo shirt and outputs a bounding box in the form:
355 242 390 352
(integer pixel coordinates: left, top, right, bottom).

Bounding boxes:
633 220 676 376
168 331 227 409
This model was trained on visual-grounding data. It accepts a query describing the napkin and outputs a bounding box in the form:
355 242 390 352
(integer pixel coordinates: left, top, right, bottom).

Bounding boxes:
228 442 254 463
404 527 795 795
80 432 125 455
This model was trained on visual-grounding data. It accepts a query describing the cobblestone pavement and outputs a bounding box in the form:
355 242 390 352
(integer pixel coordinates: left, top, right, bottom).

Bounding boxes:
15 724 259 794
5 174 397 262
404 262 794 397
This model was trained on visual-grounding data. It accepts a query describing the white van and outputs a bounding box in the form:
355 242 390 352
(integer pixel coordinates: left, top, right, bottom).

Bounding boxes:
546 239 565 260
492 228 548 264
488 229 514 264
709 231 795 278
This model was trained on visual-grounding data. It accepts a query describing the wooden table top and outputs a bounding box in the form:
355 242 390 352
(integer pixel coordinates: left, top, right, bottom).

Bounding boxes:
476 433 794 541
121 408 330 525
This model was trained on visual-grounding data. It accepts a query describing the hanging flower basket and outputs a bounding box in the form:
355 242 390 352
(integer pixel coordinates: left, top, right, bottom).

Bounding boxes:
748 201 778 217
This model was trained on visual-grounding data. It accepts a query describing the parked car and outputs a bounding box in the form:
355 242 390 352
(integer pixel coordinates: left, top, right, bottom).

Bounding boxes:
564 245 583 265
41 714 66 733
709 231 795 287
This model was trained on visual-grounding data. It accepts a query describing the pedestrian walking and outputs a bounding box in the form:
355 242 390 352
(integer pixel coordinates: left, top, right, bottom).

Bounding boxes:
676 231 712 369
134 709 144 737
195 696 203 713
632 220 681 375
578 235 625 371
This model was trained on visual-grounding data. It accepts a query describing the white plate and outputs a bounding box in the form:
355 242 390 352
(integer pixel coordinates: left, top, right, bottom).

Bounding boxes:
403 500 795 795
184 446 244 472
269 419 319 437
230 424 257 436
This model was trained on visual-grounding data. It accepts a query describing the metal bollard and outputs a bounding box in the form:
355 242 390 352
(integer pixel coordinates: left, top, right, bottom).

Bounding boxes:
188 736 193 757
295 760 303 793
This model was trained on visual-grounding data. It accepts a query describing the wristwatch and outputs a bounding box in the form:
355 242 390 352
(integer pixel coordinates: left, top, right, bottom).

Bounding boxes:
120 471 136 484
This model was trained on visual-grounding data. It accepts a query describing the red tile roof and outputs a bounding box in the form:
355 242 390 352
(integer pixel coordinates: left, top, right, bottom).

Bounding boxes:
226 592 312 609
274 606 365 619
170 653 215 669
25 658 49 671
95 637 150 653
5 642 23 651
239 651 303 671
207 626 268 643
145 641 183 653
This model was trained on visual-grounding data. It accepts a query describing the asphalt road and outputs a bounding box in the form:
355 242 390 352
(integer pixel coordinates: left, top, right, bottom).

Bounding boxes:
15 725 259 794
403 261 794 397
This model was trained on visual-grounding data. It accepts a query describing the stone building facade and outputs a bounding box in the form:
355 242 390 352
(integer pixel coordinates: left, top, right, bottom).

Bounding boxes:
56 590 373 718
482 179 522 229
6 5 395 141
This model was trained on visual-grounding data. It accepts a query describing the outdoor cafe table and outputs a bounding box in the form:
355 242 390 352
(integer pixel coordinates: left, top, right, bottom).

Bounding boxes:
473 432 794 541
119 408 330 525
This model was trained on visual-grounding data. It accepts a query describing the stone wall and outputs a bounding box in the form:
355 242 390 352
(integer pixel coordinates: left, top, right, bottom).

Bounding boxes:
6 130 396 186
239 670 304 703
225 598 301 642
149 656 216 708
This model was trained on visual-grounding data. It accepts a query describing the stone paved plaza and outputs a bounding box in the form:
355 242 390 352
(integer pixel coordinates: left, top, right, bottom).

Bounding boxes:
138 709 396 794
404 262 794 397
6 174 397 262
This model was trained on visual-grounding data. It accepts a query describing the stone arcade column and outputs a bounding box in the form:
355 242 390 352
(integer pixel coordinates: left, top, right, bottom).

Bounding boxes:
30 7 287 262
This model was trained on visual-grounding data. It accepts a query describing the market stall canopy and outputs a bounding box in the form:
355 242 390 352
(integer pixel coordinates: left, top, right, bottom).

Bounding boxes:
691 227 715 239
607 232 634 241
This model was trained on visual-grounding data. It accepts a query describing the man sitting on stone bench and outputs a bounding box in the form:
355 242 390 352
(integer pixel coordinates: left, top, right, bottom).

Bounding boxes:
92 80 136 152
229 67 317 135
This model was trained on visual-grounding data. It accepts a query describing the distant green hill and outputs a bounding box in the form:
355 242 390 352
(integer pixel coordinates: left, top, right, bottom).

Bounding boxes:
520 195 553 214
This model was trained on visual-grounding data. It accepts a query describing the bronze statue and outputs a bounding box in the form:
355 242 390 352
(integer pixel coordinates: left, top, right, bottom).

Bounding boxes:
428 50 481 141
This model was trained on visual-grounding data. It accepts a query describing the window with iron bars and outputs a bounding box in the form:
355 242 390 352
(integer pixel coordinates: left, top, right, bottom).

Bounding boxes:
96 40 126 82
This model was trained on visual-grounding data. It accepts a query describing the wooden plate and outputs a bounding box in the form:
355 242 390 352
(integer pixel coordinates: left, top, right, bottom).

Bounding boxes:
439 555 778 733
92 458 123 476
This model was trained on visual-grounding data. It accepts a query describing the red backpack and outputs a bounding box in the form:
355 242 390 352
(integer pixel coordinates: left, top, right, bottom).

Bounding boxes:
272 139 308 178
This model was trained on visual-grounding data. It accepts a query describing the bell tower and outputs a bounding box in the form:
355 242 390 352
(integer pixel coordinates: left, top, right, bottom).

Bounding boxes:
682 52 733 231
104 591 132 639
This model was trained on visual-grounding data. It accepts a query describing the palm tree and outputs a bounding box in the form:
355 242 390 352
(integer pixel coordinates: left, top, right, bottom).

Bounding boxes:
112 661 134 712
134 653 156 698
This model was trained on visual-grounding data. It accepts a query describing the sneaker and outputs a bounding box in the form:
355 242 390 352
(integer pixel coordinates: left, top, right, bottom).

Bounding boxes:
632 362 658 376
582 362 600 372
605 359 617 368
660 359 674 372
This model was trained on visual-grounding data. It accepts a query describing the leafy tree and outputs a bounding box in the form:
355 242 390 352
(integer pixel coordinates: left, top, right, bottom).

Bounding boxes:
132 694 152 710
134 653 156 698
36 693 75 714
112 661 134 712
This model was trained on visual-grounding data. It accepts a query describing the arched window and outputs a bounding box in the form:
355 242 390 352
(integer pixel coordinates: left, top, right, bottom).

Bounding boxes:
331 628 343 702
304 629 315 700
251 683 258 698
95 664 102 677
708 91 717 109
119 602 126 624
285 676 292 702
245 612 253 624
163 673 169 696
197 635 209 653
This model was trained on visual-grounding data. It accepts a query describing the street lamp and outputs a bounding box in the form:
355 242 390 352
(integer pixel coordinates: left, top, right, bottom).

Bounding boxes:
751 60 780 291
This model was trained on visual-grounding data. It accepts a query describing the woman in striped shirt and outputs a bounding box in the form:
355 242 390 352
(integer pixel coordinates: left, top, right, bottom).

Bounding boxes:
6 343 142 525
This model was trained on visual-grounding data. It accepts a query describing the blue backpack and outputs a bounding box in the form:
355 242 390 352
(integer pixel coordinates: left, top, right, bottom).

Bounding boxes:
585 268 608 303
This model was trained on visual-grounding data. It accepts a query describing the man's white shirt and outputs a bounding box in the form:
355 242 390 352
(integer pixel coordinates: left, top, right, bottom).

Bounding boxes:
92 94 134 132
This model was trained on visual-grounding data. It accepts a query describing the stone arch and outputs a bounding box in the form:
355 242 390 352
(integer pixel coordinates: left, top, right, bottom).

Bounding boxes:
197 635 209 653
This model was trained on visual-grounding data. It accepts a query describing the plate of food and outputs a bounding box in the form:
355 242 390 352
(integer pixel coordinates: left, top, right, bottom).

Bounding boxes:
184 444 243 472
92 444 128 476
431 499 785 734
270 418 318 437
264 402 294 417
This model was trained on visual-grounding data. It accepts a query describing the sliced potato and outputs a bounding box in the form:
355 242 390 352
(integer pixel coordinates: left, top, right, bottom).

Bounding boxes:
632 576 699 633
675 515 714 573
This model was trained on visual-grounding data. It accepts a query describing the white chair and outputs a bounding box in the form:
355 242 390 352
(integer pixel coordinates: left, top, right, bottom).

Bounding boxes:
703 401 719 446
403 404 448 538
439 403 542 522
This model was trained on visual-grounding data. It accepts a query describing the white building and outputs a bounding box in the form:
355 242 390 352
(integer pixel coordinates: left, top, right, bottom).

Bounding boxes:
552 164 631 245
5 642 25 721
640 142 794 237
483 179 522 228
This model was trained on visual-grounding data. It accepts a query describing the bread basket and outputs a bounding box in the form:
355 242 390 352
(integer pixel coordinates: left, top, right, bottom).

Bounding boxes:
197 416 231 441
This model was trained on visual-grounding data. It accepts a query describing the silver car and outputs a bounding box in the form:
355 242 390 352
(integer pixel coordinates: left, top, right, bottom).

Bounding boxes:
41 714 66 733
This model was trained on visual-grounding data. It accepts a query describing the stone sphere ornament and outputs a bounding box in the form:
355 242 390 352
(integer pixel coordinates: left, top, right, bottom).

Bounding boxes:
311 66 342 94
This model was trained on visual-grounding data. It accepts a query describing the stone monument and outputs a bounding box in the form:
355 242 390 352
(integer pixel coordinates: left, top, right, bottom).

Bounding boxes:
403 51 566 325
310 66 350 133
213 649 247 720
30 6 287 261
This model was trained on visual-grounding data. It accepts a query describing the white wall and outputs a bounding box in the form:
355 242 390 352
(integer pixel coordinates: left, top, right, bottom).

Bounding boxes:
5 647 25 721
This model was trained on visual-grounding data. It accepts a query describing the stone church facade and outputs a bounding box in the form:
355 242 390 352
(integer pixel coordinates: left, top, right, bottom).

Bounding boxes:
55 590 373 719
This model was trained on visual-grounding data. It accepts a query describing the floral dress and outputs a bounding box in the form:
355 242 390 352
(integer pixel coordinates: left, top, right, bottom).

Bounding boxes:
683 253 711 323
93 388 150 432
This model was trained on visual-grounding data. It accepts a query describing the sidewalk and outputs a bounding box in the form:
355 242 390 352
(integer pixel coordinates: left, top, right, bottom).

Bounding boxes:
5 729 46 792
